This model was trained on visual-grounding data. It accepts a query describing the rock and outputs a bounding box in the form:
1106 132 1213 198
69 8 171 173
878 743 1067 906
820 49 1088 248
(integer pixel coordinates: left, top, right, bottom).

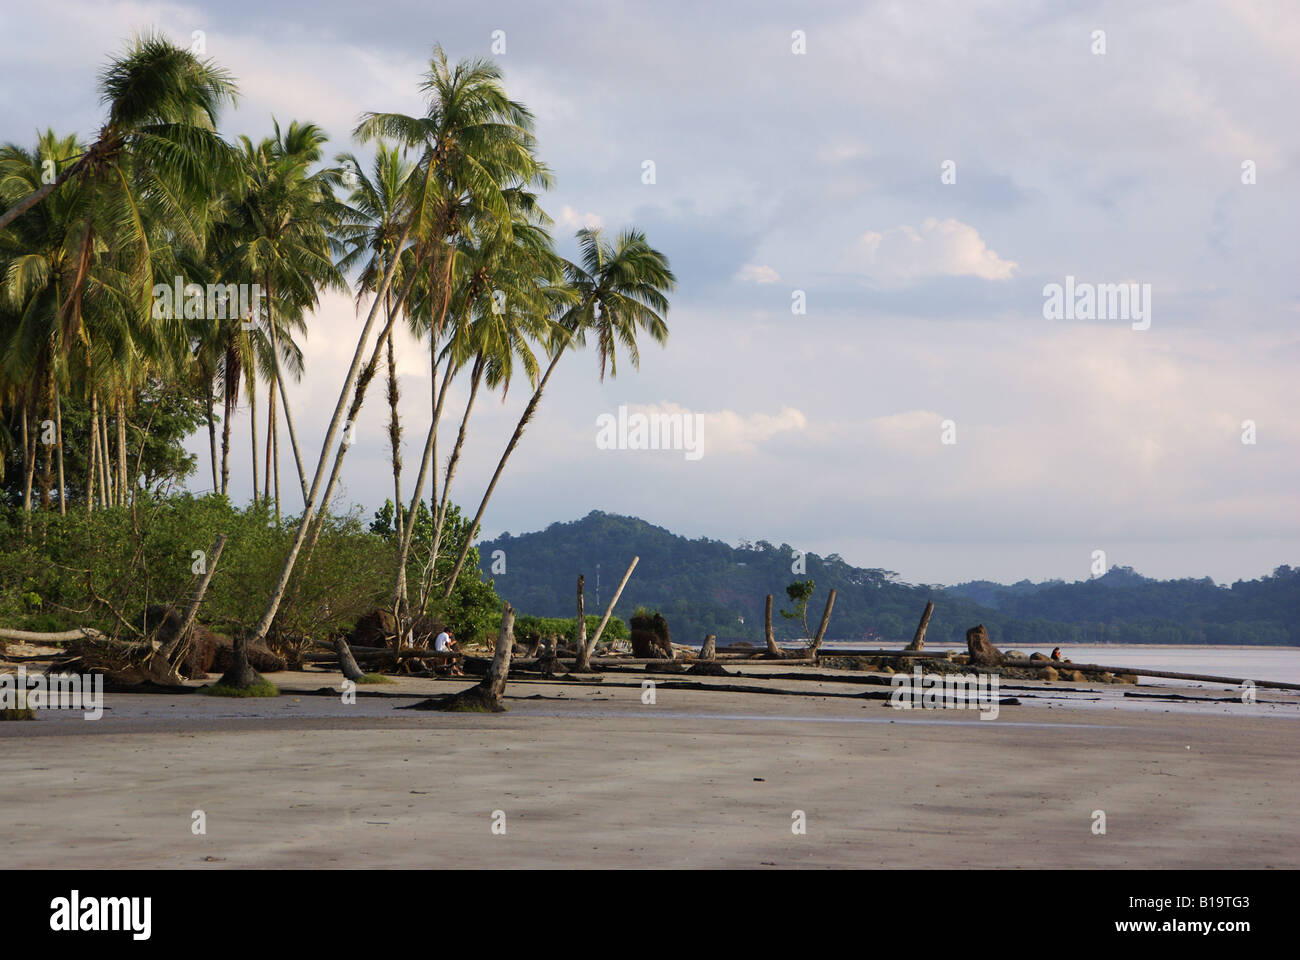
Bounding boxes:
1120 673 1139 684
1069 670 1085 682
1029 652 1048 661
1042 666 1060 682
965 625 1004 667
1004 650 1028 660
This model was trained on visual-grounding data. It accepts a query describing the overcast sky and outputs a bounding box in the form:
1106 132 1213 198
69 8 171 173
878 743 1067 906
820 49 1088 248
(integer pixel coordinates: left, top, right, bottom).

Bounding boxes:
3 0 1296 586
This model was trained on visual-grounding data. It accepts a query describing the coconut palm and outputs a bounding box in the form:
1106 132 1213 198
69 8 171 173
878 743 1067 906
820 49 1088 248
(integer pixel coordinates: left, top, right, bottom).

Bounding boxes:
440 227 674 599
218 120 347 517
231 47 548 686
335 142 416 549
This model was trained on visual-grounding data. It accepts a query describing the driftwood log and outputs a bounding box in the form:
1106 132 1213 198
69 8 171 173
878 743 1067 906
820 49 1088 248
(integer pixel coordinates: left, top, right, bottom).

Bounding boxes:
699 634 716 660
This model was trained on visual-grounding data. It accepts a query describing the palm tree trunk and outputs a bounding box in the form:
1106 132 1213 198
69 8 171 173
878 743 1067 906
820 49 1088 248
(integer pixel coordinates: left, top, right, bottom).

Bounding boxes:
54 387 66 515
207 378 218 492
249 376 259 504
20 399 35 513
220 387 231 496
239 220 415 663
86 392 97 514
395 355 453 620
115 391 127 507
386 322 403 549
410 353 483 612
0 157 84 230
264 380 274 504
265 287 308 504
295 257 427 574
271 391 281 524
98 400 111 507
441 343 568 600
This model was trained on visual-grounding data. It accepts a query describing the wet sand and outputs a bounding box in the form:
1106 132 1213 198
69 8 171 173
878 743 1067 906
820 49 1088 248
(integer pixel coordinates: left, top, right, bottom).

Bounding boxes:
2 669 1297 869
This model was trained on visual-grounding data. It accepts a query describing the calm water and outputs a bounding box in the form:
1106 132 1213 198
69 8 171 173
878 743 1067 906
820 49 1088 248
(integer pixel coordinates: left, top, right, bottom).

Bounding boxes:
816 642 1300 685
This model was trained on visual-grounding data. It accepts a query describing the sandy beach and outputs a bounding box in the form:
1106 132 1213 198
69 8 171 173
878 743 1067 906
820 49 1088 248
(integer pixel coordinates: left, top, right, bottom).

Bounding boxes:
4 667 1297 869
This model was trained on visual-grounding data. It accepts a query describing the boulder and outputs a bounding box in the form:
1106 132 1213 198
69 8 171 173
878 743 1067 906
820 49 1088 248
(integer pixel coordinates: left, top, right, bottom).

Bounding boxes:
1041 666 1060 682
1004 650 1027 660
1029 652 1048 661
965 624 1004 667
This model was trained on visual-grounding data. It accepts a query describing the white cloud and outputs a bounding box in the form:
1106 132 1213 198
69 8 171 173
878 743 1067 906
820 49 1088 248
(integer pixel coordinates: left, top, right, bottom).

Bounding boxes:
846 218 1017 285
734 263 781 284
558 205 604 230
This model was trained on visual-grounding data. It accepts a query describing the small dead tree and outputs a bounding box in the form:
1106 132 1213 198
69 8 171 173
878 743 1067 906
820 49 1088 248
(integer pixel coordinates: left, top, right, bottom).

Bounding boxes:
906 600 934 652
805 588 837 657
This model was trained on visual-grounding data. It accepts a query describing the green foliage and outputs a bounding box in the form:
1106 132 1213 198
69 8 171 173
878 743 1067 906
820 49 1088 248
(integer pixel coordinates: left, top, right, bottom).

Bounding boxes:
508 613 627 643
0 491 500 648
780 579 815 636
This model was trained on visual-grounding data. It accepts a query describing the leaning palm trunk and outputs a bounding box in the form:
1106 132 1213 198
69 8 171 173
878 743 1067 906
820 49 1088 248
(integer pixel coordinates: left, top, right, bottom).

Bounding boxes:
265 281 309 503
206 380 219 492
237 220 415 668
441 342 568 600
294 261 425 574
409 354 483 617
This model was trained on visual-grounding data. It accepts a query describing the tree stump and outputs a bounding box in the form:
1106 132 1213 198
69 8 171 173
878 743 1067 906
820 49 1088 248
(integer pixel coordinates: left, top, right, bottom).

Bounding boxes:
699 634 716 660
966 624 1004 666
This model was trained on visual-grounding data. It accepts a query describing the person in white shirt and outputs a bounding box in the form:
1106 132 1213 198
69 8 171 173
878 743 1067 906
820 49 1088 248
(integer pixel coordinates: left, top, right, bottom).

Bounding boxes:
433 629 463 675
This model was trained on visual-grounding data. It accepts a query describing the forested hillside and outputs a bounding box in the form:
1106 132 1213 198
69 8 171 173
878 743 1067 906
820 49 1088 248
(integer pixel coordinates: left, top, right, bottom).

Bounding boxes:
478 511 1299 646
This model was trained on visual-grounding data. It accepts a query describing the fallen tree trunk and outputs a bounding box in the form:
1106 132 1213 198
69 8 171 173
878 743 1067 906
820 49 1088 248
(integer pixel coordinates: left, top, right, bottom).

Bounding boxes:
161 533 226 663
1000 658 1300 691
0 627 107 642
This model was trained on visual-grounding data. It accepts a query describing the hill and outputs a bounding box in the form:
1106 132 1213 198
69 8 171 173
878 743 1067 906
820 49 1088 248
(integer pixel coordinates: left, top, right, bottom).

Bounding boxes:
475 510 1300 646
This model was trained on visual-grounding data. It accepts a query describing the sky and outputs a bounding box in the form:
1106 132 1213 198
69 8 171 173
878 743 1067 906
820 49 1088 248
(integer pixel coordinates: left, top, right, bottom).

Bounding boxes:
2 0 1297 586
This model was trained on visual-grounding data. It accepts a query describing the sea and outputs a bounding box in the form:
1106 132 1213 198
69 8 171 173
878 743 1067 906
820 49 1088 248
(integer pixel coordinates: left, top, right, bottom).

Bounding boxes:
813 641 1300 685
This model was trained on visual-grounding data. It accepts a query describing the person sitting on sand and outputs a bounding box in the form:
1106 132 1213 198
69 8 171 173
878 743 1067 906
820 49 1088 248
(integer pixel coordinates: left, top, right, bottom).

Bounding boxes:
434 629 464 676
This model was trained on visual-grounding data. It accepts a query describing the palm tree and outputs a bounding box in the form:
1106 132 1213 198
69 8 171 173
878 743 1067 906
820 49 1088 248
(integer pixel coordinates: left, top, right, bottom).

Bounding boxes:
440 227 674 599
219 120 346 517
233 48 550 680
226 44 547 685
336 142 416 550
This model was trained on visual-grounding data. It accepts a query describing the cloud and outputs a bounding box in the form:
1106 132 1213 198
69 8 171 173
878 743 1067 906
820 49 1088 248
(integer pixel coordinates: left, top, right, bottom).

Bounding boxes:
557 204 604 230
734 263 780 284
845 218 1017 286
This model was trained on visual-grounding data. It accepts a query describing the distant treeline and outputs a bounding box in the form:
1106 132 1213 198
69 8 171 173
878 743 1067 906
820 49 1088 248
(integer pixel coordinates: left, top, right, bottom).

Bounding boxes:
477 511 1300 647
